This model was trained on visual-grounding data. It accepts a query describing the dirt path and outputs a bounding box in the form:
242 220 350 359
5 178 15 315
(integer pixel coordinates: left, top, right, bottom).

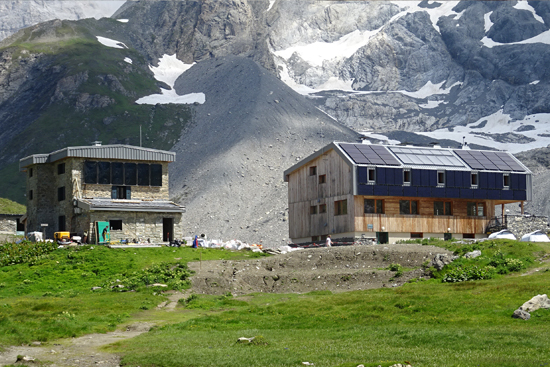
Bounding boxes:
0 292 188 367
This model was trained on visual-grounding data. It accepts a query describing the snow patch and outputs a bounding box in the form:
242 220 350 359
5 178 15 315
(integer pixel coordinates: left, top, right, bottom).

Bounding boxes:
514 1 544 24
359 131 400 145
124 57 132 64
417 109 550 153
530 80 540 85
96 36 127 49
135 54 205 105
116 19 129 23
390 1 461 33
484 11 493 33
419 100 445 109
267 0 276 12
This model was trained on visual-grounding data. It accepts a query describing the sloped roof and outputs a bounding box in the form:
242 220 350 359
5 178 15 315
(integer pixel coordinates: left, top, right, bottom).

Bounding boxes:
284 141 531 181
20 144 175 169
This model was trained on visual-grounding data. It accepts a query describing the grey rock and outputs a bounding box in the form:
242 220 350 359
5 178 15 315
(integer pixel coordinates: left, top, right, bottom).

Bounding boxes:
464 250 481 259
432 253 457 270
519 294 550 313
512 309 531 320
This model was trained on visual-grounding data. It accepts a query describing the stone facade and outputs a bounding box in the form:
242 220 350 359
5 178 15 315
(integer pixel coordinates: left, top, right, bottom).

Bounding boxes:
22 145 181 243
0 214 19 233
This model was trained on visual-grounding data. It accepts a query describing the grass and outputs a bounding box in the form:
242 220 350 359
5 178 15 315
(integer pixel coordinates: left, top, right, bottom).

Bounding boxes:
1 239 549 366
0 244 264 346
0 197 25 214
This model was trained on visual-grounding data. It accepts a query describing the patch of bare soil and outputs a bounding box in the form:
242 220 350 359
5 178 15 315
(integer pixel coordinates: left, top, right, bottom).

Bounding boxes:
188 243 452 295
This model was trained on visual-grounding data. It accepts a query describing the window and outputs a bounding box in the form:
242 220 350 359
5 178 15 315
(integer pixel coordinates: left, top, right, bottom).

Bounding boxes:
29 168 33 178
444 233 452 241
28 190 33 200
98 162 111 184
368 168 376 184
434 201 452 216
57 163 65 175
411 232 423 239
58 186 65 201
309 166 317 176
111 162 124 185
364 199 384 214
110 220 123 231
463 233 475 239
138 163 150 186
399 200 418 215
112 186 131 199
310 205 318 215
437 170 445 186
151 164 163 186
467 202 485 217
312 236 320 242
471 172 478 187
124 163 137 185
319 174 326 184
503 174 510 189
319 204 327 213
84 161 98 184
58 215 66 232
403 169 411 185
334 199 347 216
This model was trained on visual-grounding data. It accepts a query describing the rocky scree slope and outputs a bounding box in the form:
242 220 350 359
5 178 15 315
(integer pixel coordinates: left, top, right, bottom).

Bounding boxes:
171 55 358 246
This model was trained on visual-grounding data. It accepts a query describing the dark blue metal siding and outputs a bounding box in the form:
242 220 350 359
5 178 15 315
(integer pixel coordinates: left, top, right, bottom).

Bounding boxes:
357 184 373 196
514 190 527 200
487 190 501 200
373 186 389 196
501 190 514 200
446 188 460 198
403 186 417 197
460 188 474 199
432 187 445 198
417 187 431 197
376 167 386 185
357 167 368 184
388 186 403 196
412 169 422 186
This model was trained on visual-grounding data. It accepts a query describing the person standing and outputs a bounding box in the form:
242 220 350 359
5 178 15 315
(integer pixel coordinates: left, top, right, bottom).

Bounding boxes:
192 235 198 248
326 235 332 247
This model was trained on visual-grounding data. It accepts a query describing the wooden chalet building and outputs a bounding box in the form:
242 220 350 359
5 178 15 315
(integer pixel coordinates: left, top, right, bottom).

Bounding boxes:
283 142 532 244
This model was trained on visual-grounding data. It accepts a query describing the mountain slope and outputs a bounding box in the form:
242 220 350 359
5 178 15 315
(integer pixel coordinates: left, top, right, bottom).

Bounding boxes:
170 56 358 245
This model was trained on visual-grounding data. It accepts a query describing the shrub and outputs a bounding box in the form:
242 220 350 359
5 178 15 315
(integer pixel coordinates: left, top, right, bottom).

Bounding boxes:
0 241 58 267
103 262 191 291
442 265 495 283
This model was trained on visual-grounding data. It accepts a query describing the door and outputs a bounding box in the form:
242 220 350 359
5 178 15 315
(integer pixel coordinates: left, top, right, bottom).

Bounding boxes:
163 218 173 242
376 232 388 244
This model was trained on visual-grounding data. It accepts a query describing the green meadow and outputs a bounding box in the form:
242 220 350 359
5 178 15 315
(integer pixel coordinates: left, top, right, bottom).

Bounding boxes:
0 240 549 367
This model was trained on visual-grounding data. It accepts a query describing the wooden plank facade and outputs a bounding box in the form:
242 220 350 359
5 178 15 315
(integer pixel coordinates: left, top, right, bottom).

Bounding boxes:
284 142 532 244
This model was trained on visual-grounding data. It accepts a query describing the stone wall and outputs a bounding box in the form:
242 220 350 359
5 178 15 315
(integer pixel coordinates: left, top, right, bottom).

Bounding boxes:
506 215 549 239
0 215 17 232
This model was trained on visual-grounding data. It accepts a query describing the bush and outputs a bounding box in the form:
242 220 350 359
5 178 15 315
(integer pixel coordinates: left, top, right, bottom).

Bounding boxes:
0 241 58 266
103 262 191 291
442 265 495 283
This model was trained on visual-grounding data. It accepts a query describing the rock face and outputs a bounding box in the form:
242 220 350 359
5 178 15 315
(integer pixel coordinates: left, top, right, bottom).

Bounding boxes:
519 294 550 313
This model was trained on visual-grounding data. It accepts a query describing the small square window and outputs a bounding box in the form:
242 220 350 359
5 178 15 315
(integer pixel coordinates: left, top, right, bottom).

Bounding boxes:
312 236 320 242
411 232 423 239
28 190 33 200
57 163 65 175
310 205 318 215
503 174 510 188
368 168 376 183
471 172 478 187
319 174 326 184
29 168 33 178
110 220 123 231
309 166 317 176
403 170 411 185
437 171 445 186
334 199 347 216
319 204 327 213
463 233 475 239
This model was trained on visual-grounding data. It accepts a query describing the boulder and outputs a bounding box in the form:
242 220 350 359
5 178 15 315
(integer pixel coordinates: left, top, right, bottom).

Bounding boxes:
464 250 481 259
512 309 531 320
519 294 550 313
432 253 457 270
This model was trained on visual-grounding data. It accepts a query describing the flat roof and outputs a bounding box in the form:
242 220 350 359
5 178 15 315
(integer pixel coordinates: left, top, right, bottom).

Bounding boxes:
20 144 176 170
77 198 184 213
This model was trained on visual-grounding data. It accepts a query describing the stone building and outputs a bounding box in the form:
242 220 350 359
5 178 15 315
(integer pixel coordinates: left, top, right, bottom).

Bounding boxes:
20 143 184 243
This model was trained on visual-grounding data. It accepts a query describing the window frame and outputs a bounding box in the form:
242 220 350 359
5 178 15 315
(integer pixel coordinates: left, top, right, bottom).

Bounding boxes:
399 200 419 215
437 170 445 187
57 163 65 175
319 204 327 213
411 232 423 239
403 169 411 186
318 174 326 184
364 198 384 214
434 201 452 216
309 166 317 176
310 205 318 215
29 168 33 178
471 172 478 188
466 202 485 217
367 167 376 185
503 173 510 189
334 199 348 216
